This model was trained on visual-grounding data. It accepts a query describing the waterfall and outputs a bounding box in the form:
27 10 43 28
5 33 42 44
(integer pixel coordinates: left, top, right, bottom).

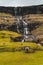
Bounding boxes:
14 7 17 16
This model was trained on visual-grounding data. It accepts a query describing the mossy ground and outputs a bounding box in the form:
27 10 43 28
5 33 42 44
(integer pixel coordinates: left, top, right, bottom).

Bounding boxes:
0 30 43 65
0 51 43 65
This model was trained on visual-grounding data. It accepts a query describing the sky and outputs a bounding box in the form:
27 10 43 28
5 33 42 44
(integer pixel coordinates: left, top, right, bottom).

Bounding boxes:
0 0 43 7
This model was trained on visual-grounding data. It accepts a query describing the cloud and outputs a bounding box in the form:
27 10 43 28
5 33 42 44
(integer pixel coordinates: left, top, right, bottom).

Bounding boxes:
0 0 43 7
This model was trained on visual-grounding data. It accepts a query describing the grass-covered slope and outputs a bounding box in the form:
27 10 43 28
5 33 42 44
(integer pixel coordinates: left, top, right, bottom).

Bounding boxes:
0 30 41 50
0 30 21 43
0 51 43 65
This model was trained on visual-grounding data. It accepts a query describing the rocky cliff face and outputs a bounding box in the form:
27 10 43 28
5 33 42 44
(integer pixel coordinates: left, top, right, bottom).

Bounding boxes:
0 5 43 43
0 12 43 32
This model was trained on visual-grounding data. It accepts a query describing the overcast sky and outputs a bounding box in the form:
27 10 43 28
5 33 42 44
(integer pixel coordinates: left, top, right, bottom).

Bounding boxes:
0 0 43 7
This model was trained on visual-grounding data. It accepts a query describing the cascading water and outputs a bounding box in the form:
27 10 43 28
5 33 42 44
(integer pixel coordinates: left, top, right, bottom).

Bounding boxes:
14 7 20 33
13 7 38 42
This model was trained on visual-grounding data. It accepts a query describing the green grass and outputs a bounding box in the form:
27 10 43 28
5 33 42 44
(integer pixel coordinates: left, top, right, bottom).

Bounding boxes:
0 30 41 50
0 30 43 65
0 51 43 65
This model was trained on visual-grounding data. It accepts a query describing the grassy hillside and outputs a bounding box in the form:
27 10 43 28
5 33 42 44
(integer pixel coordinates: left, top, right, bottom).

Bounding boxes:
0 51 43 65
0 13 43 24
0 30 43 65
32 24 43 35
24 14 43 23
0 13 43 65
0 30 21 43
0 12 17 25
0 30 36 48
